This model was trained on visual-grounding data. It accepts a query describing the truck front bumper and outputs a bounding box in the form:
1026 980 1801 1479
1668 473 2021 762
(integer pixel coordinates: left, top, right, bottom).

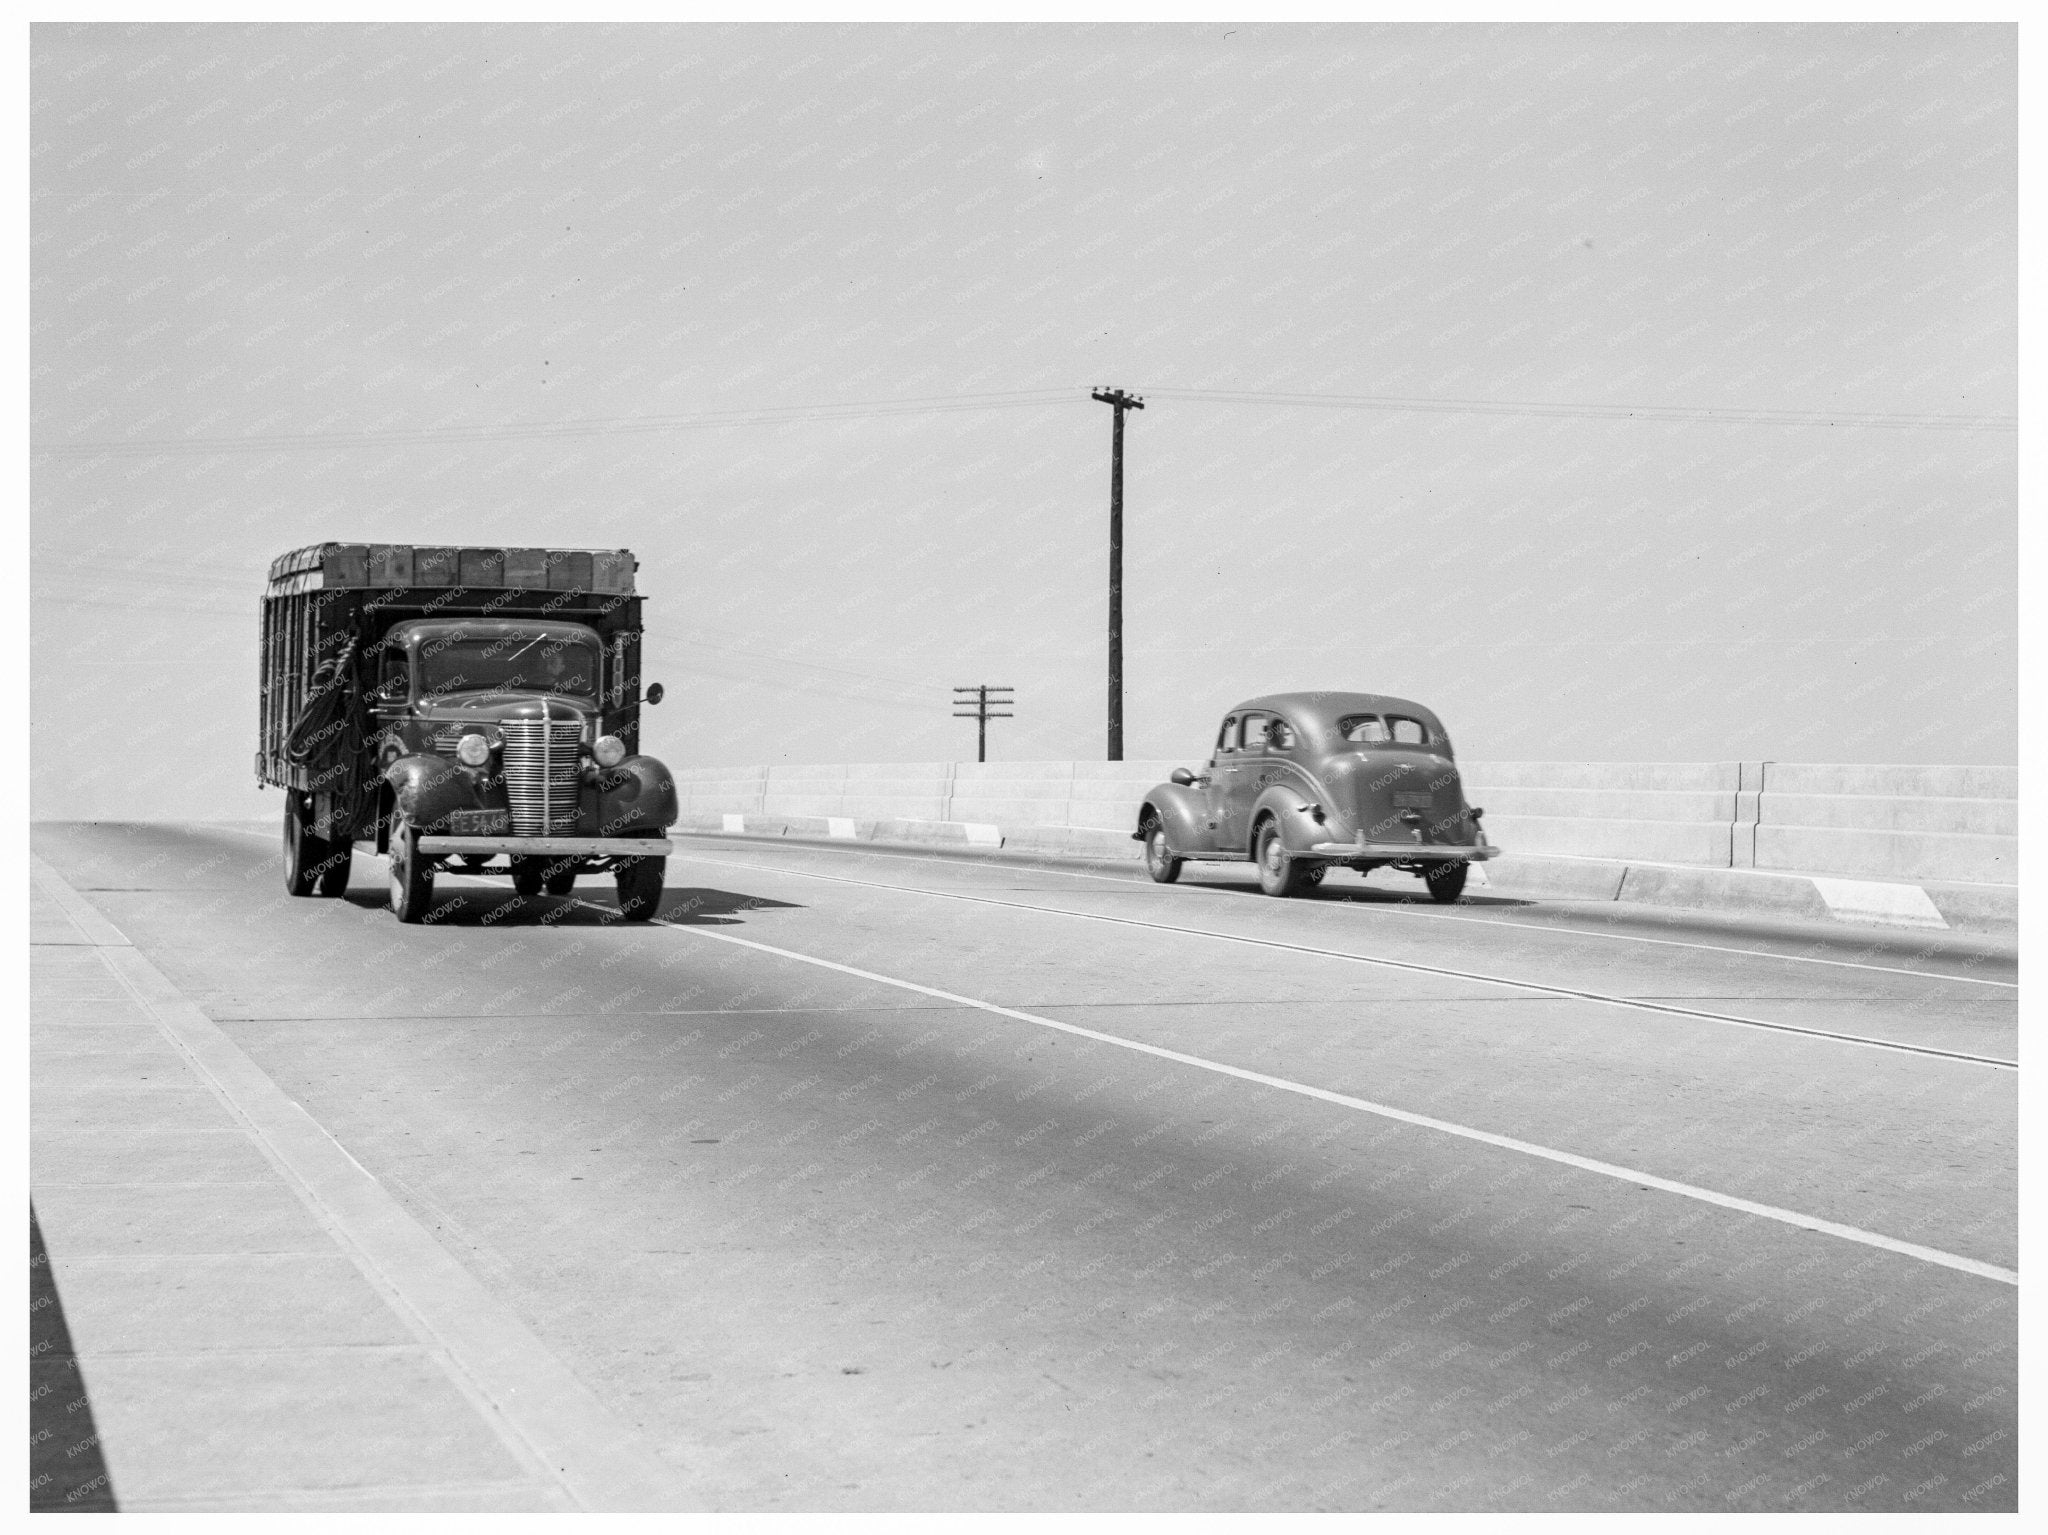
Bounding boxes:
417 835 672 857
1305 841 1500 860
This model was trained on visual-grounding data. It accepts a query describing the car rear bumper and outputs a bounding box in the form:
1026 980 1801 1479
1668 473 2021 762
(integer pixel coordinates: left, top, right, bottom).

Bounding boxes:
1306 841 1500 860
417 835 671 857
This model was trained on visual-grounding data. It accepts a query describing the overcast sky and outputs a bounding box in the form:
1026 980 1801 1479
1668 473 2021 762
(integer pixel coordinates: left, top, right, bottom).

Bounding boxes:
31 22 2014 821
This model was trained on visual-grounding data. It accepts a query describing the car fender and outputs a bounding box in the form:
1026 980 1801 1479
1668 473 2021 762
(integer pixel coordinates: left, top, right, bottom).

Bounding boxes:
1135 782 1210 852
383 753 483 831
1248 785 1329 858
592 754 678 836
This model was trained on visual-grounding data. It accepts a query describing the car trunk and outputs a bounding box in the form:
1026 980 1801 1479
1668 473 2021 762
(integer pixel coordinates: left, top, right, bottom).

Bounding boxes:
1321 746 1478 846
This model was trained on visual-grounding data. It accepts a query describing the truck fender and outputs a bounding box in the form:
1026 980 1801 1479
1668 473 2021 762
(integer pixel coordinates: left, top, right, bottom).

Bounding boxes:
1249 785 1330 859
592 754 679 836
1135 784 1209 853
383 753 481 831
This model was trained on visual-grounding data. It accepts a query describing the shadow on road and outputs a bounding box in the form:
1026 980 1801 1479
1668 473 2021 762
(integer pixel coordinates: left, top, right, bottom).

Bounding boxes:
341 884 803 927
1175 873 1537 910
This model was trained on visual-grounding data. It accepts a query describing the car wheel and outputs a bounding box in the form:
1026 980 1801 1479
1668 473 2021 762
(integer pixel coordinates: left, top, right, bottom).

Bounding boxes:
543 862 579 897
388 810 434 923
1143 820 1183 884
1255 821 1316 898
510 858 545 899
283 797 327 898
615 855 665 921
1424 862 1469 904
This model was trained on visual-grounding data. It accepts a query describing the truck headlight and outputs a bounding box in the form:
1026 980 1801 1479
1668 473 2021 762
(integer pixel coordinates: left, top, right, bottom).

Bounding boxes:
456 733 491 767
593 734 627 768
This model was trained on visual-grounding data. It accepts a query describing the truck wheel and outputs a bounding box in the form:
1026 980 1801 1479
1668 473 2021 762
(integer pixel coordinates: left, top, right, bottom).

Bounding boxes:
284 798 327 898
317 837 354 898
1424 862 1469 904
1255 821 1317 898
1142 820 1183 884
510 858 545 899
615 856 665 921
388 811 434 923
542 863 578 897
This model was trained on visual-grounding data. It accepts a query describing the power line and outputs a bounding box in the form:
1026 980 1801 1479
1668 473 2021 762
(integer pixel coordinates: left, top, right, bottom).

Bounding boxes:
1144 387 2015 432
31 382 2012 461
31 388 1087 459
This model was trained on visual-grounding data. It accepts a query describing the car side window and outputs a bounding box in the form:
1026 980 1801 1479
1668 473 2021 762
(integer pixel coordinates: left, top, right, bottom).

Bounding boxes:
1340 714 1388 744
1386 716 1428 745
1239 713 1271 752
1214 715 1238 756
1267 718 1296 751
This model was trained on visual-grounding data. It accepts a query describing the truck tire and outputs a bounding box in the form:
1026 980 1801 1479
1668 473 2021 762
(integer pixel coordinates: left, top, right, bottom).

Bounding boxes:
1424 862 1469 904
615 855 665 921
510 858 545 899
317 837 353 898
388 811 434 923
543 863 578 897
284 798 327 898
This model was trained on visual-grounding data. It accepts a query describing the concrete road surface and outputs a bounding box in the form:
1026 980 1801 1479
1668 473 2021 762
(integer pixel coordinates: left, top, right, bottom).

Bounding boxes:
30 821 2017 1512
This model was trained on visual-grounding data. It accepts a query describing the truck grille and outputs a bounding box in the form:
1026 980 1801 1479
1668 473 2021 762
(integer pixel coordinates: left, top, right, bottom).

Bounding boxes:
500 719 582 834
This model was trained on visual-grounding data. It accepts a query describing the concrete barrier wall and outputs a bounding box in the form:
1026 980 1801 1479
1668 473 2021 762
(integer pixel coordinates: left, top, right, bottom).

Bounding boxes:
1464 760 2016 886
673 758 2016 888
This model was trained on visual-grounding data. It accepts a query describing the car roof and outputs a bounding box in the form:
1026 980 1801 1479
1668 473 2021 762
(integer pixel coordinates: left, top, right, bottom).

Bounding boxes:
1224 691 1446 732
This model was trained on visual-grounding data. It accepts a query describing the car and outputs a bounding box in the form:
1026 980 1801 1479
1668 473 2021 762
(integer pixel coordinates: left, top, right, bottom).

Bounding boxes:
1132 691 1499 900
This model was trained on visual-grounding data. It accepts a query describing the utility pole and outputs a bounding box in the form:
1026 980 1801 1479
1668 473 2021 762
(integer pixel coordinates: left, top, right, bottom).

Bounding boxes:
1091 386 1143 761
952 685 1013 763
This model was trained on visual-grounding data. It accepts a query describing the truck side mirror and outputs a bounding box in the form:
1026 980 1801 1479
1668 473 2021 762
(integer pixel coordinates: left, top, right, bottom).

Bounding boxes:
1170 767 1196 786
644 683 664 706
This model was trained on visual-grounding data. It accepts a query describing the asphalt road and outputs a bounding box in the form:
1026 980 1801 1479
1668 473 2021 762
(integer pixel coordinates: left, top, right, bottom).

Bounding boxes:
32 821 2019 1512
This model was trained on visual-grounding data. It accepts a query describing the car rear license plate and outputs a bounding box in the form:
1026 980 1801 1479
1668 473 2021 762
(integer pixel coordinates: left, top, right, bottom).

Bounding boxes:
1392 792 1434 809
449 810 510 835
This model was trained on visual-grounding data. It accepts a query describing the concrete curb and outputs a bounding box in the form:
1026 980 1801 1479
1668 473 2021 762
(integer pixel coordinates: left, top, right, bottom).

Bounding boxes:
672 813 2016 936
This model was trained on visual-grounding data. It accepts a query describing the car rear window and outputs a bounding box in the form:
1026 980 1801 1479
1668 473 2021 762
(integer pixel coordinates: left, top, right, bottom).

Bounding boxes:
1339 713 1430 745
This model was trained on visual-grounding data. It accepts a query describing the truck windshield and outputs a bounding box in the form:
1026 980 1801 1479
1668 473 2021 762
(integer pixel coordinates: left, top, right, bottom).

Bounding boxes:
415 633 601 698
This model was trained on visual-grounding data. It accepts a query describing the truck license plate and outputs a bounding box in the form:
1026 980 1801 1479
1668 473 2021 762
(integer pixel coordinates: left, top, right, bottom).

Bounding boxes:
449 810 510 835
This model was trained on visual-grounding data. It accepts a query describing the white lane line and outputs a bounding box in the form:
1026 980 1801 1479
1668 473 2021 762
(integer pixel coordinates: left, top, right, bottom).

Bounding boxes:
569 894 2018 1289
675 832 2019 990
660 851 2019 1071
30 853 705 1512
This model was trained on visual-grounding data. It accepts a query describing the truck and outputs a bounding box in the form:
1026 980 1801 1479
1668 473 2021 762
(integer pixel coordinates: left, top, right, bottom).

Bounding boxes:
258 543 677 923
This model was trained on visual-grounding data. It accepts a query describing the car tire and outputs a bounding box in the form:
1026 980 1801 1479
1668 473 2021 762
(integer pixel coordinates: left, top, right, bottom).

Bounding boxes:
1255 821 1316 898
510 858 545 899
1143 821 1184 884
388 810 434 923
1424 862 1469 904
284 797 327 898
615 855 665 921
543 863 579 897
